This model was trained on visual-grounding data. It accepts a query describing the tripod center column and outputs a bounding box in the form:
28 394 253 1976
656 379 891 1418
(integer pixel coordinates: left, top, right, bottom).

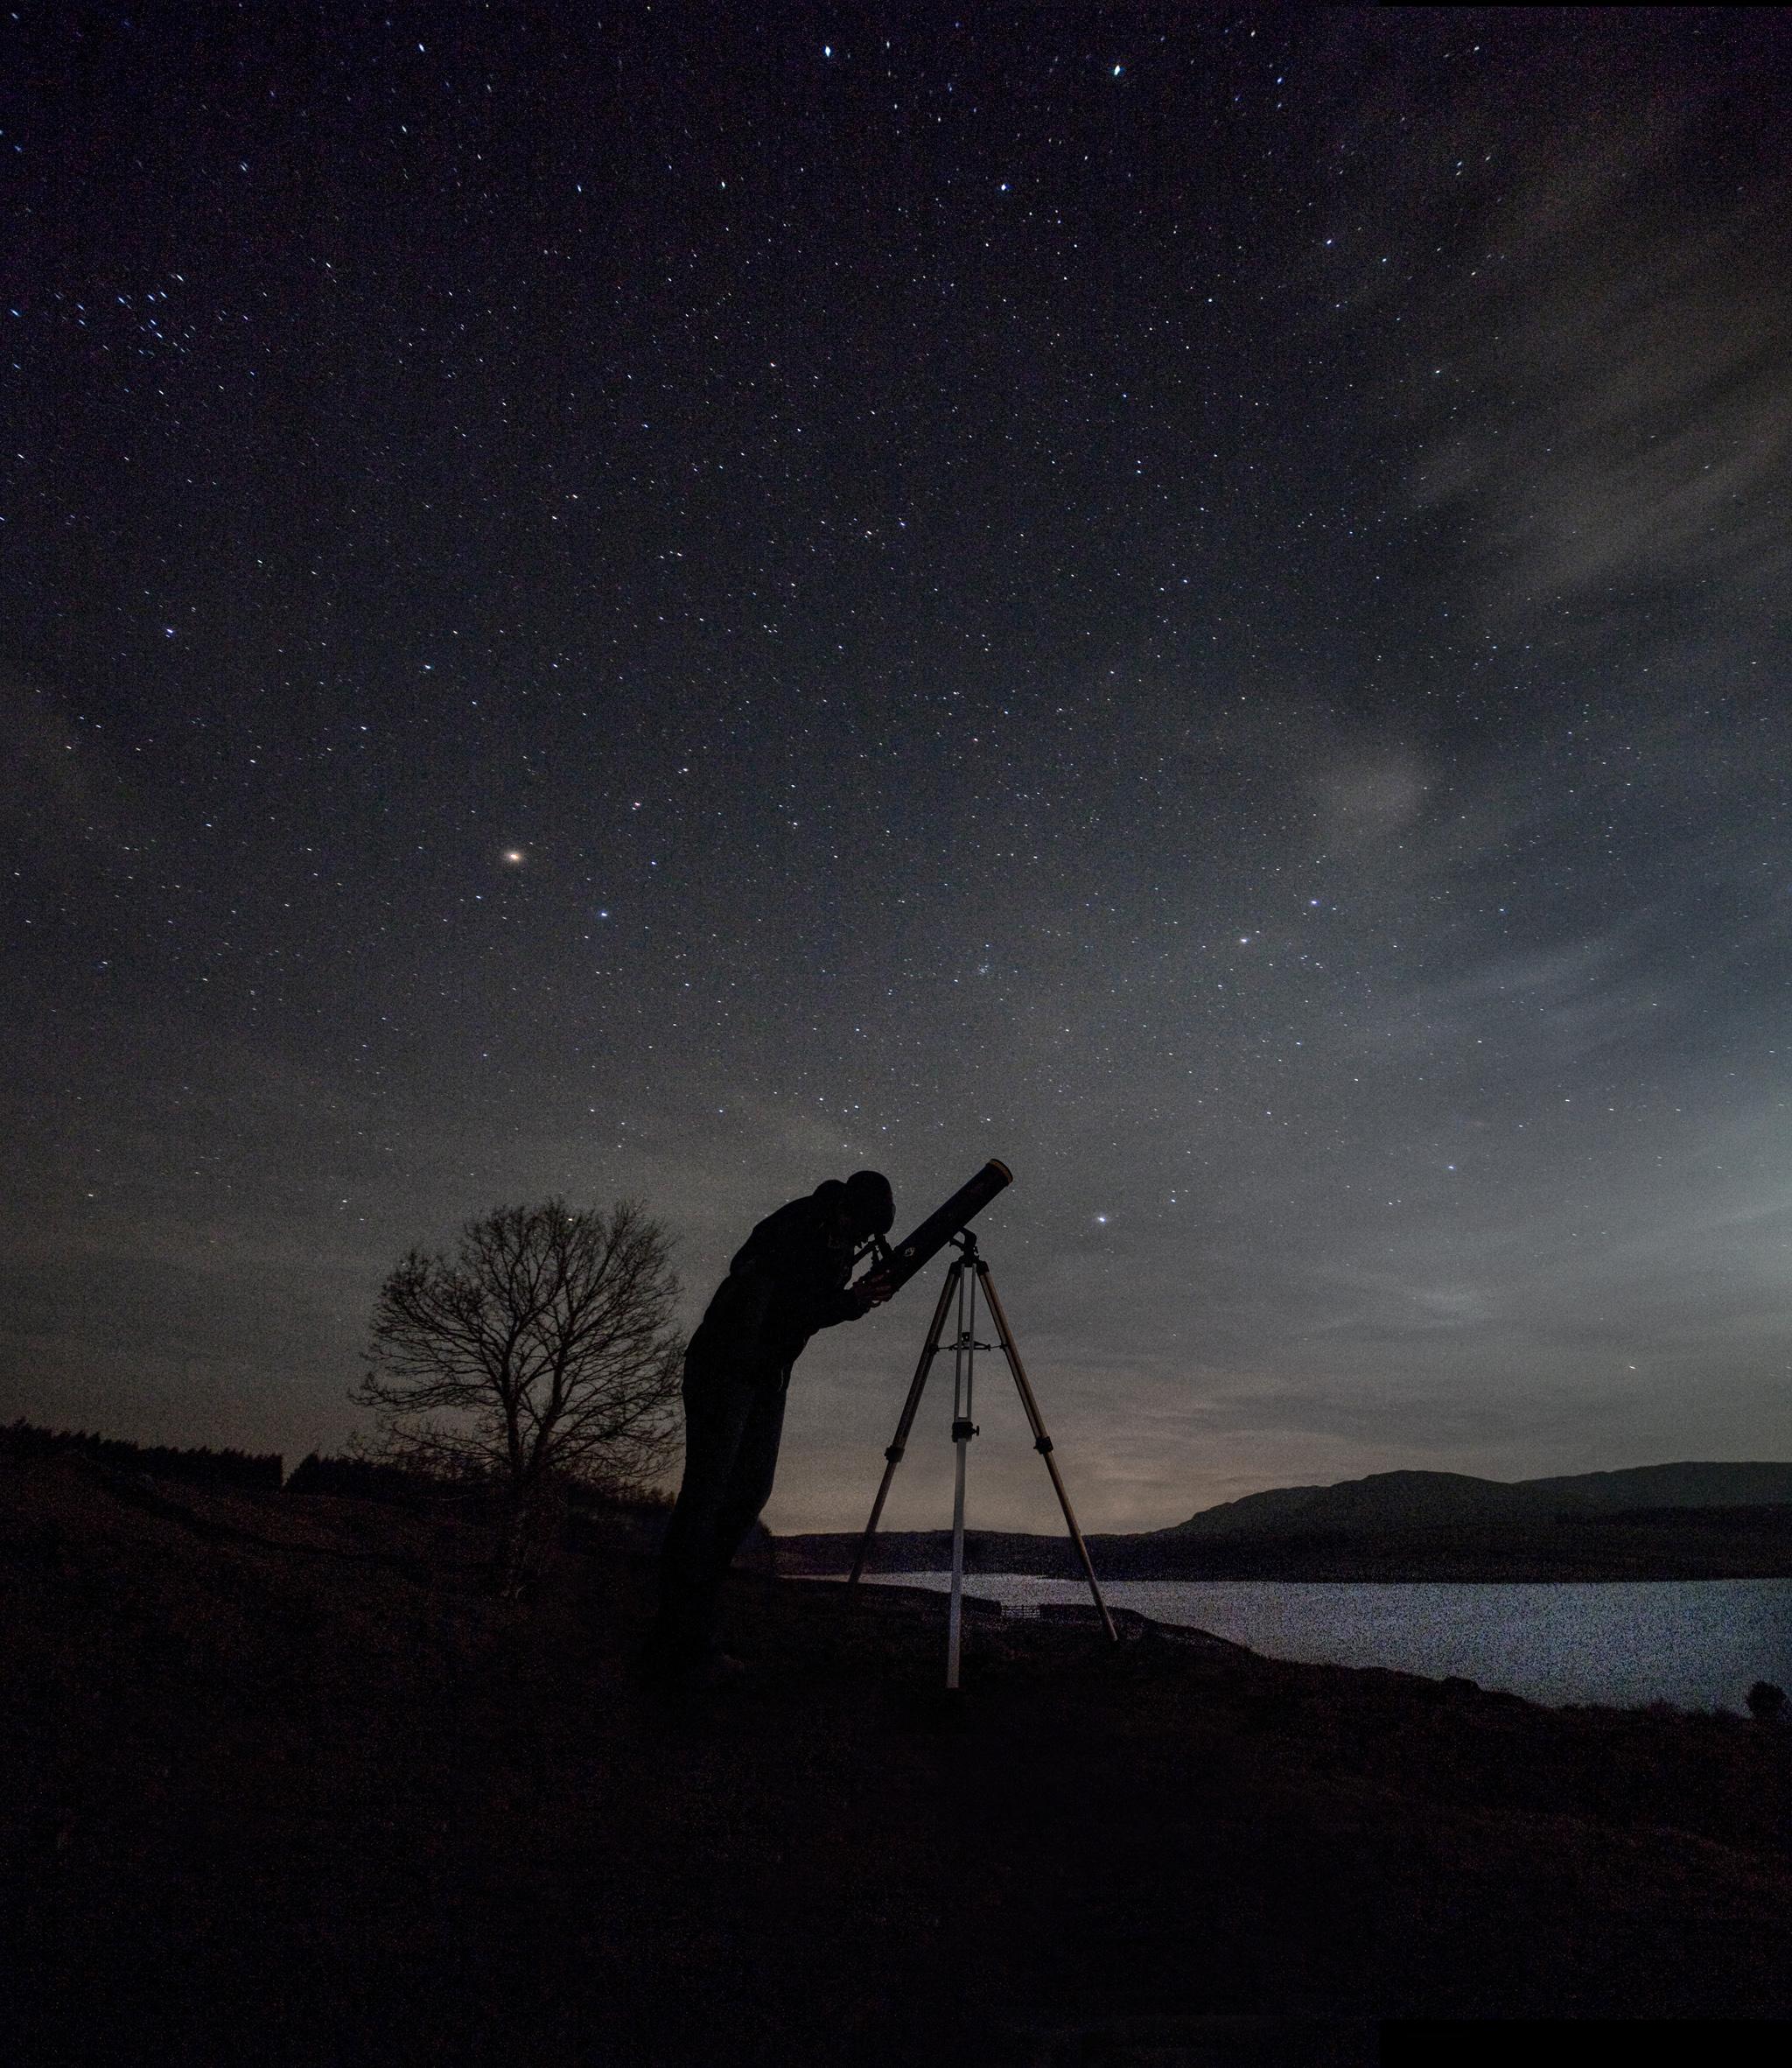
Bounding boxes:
946 1257 976 1689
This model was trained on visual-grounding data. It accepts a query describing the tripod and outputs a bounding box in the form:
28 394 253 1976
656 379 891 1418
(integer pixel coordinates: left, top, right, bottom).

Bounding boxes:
847 1230 1117 1686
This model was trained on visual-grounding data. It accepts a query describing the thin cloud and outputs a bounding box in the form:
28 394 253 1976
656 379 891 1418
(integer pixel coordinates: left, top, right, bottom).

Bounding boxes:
1344 77 1791 632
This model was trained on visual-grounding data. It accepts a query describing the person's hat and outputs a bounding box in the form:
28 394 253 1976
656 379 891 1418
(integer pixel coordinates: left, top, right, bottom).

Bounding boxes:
844 1169 895 1235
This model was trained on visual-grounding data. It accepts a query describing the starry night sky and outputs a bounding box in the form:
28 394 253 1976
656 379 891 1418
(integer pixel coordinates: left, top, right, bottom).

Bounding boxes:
5 7 1789 1533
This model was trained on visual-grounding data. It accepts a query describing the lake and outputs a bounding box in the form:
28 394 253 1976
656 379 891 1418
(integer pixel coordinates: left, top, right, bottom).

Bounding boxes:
858 1572 1792 1710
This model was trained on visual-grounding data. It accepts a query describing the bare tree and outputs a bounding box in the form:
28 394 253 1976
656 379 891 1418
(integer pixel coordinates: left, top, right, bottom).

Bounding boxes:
355 1198 684 1587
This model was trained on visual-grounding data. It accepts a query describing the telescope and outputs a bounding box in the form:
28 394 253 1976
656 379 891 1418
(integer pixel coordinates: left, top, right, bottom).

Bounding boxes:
871 1158 1012 1296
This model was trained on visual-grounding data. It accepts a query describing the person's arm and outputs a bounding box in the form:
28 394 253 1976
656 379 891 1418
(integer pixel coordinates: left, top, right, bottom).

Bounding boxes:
804 1250 896 1328
809 1281 868 1328
743 1197 882 1332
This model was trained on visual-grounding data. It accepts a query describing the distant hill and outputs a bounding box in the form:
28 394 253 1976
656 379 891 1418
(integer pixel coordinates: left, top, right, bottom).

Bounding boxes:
777 1462 1792 1582
1153 1463 1792 1539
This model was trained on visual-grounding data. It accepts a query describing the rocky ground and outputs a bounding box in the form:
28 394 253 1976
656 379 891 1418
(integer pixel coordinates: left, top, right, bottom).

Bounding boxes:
4 1452 1789 2065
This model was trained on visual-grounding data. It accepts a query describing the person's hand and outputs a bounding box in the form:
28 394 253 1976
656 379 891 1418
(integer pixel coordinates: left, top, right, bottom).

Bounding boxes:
853 1270 894 1312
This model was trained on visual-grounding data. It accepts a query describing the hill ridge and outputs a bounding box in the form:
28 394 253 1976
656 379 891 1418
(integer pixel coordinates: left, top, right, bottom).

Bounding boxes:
774 1462 1792 1581
1156 1461 1792 1539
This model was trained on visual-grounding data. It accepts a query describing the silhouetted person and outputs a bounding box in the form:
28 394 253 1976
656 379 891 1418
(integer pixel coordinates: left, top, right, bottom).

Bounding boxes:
644 1170 895 1689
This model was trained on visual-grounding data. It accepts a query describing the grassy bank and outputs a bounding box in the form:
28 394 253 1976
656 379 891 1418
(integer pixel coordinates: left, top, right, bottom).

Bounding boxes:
4 1450 1789 2064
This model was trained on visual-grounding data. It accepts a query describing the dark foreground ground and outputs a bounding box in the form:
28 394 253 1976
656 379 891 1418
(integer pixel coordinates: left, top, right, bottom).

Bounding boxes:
4 1455 1790 2066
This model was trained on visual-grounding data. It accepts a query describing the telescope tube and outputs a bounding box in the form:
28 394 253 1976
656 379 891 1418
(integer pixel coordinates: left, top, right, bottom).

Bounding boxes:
878 1159 1012 1294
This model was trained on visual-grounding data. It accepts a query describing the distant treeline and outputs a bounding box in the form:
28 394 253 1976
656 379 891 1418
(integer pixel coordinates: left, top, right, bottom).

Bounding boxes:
285 1451 463 1507
2 1419 283 1492
4 1418 673 1518
286 1450 671 1518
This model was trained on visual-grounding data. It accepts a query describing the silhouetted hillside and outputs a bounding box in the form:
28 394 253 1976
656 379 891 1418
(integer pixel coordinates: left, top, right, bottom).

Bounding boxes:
4 1442 1791 2064
778 1463 1792 1581
781 1509 1792 1581
1155 1462 1792 1539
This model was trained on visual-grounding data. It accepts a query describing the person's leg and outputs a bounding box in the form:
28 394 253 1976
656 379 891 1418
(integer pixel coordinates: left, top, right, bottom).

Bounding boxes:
709 1365 790 1575
650 1354 762 1667
675 1368 788 1668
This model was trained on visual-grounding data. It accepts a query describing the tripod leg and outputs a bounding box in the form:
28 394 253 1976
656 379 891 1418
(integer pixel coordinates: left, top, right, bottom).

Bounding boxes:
946 1258 975 1692
847 1262 960 1588
976 1260 1119 1644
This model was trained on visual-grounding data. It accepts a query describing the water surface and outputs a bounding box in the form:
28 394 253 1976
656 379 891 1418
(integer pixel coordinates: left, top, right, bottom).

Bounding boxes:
861 1572 1792 1710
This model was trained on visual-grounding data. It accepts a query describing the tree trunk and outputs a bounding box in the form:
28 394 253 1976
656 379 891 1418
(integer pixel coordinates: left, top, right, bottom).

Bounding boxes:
494 1476 564 1600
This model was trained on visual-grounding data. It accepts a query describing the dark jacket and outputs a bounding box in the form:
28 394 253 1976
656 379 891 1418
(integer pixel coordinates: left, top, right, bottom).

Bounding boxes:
687 1188 862 1377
